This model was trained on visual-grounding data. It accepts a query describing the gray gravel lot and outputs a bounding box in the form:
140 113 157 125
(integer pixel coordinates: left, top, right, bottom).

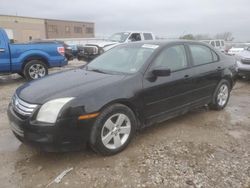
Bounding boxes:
0 60 249 188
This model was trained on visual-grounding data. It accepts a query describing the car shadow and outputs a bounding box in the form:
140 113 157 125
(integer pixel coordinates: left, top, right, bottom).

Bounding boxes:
14 106 209 165
0 74 25 86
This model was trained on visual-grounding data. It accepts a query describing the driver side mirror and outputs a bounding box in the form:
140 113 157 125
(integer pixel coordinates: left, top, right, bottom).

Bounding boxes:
152 67 171 77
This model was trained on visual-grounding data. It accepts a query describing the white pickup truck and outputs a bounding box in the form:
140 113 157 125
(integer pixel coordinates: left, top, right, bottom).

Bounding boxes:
78 31 155 61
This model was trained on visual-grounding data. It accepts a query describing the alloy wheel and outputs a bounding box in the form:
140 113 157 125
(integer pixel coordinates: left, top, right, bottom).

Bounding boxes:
217 84 229 107
101 113 131 150
28 64 46 79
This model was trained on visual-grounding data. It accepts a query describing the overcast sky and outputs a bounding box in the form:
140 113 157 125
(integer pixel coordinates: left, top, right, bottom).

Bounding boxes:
0 0 250 41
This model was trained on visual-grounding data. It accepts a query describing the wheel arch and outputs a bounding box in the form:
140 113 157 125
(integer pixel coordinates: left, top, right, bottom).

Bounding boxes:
221 75 234 90
98 99 143 129
21 55 49 71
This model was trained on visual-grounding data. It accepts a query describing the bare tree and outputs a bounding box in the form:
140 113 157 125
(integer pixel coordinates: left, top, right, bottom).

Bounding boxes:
179 34 195 40
194 34 211 40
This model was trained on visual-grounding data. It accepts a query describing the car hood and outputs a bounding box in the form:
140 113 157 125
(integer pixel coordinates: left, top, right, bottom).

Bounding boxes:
16 68 126 104
237 50 250 59
87 41 119 48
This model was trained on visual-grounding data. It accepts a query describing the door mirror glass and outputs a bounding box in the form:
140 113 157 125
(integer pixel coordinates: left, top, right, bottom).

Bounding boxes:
152 67 171 77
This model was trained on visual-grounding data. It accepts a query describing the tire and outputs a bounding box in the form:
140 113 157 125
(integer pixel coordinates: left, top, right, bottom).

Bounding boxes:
23 60 48 80
209 79 231 110
89 104 137 155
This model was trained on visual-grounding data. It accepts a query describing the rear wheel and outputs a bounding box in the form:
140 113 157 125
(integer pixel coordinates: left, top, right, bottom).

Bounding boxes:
23 60 48 80
209 80 230 110
89 104 137 155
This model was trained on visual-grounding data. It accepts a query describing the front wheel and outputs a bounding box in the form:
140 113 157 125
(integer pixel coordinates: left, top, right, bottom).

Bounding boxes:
89 104 137 155
23 60 48 80
209 80 230 110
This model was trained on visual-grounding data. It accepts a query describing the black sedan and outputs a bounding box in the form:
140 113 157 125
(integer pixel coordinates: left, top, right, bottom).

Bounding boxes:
7 41 237 155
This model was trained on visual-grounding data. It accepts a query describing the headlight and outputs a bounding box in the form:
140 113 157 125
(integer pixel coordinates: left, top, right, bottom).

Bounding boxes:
36 98 74 124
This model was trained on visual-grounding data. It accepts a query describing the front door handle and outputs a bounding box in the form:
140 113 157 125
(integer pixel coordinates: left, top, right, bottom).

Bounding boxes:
0 48 5 53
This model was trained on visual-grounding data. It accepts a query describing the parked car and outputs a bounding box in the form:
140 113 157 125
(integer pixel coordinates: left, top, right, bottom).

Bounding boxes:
77 31 155 62
57 41 74 61
8 40 237 155
201 40 226 53
0 28 68 80
227 44 247 56
70 44 78 58
31 40 74 61
235 46 250 79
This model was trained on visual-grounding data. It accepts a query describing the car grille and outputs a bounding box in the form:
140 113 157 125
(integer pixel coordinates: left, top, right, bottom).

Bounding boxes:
12 94 38 117
241 59 250 65
83 46 99 55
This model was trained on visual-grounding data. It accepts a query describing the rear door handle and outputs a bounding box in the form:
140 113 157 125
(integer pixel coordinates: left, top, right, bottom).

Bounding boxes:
0 48 5 52
184 75 190 79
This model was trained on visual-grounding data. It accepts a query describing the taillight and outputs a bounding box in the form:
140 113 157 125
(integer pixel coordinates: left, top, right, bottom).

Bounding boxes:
57 47 65 56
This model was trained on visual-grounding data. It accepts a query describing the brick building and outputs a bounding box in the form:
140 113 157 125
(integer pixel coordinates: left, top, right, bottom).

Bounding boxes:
0 15 95 42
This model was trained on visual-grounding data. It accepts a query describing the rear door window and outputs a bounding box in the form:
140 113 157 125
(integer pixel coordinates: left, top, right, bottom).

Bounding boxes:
153 45 188 71
189 45 214 65
143 33 153 40
211 41 215 47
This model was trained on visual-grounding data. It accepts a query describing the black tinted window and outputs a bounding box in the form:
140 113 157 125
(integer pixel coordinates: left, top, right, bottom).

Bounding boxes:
189 45 213 65
129 33 141 41
216 41 220 47
143 33 153 40
154 45 188 71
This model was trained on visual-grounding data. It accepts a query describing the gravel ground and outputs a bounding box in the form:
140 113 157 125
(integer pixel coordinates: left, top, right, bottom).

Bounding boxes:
0 60 249 188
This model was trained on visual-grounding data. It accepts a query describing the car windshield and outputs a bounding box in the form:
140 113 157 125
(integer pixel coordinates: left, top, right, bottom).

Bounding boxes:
108 32 130 43
86 44 158 74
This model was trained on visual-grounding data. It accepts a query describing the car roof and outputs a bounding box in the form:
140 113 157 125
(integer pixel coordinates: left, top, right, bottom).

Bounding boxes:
118 31 153 33
121 40 208 47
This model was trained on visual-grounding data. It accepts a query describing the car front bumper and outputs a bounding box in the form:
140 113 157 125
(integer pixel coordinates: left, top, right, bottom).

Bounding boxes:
236 61 250 77
7 104 94 152
238 69 250 77
77 51 99 61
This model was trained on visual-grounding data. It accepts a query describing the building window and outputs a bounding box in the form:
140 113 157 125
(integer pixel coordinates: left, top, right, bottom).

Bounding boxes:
74 26 82 34
65 26 71 33
47 25 58 33
86 27 94 34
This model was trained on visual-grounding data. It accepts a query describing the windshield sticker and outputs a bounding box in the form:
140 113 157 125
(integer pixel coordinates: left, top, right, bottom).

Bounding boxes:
130 68 137 72
142 44 159 49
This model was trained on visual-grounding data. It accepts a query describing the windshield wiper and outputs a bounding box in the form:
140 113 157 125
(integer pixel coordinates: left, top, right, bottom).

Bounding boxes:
87 67 107 74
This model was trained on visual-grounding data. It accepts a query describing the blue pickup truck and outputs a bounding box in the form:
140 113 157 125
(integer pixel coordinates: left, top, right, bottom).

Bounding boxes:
0 28 68 80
